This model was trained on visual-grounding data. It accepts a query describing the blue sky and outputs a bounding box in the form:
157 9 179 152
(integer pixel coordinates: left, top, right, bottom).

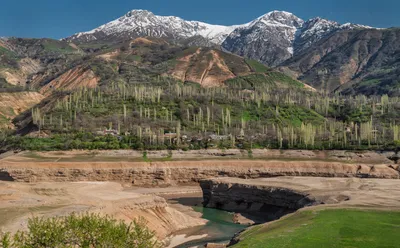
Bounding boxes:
1 0 399 39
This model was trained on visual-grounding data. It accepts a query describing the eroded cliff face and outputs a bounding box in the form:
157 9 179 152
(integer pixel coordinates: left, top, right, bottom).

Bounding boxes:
200 179 318 221
1 160 399 186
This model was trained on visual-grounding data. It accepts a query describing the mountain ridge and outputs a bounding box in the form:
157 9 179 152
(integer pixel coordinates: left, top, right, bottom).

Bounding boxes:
65 9 374 51
65 9 249 45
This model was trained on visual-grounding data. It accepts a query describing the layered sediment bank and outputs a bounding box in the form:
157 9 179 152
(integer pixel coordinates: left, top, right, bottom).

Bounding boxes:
1 160 399 185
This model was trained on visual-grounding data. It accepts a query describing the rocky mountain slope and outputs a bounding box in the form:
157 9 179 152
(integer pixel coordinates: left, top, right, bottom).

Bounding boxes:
281 28 400 94
221 11 304 67
0 38 84 88
221 13 372 67
223 13 370 67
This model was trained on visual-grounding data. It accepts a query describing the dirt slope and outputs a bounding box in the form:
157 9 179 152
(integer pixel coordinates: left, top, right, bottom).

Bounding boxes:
0 92 44 128
40 66 99 96
171 48 252 87
0 181 206 240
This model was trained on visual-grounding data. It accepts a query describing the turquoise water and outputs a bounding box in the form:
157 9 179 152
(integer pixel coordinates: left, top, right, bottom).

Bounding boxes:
174 200 246 248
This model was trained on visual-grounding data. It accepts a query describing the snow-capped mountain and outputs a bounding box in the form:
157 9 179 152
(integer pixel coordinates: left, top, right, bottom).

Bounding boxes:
66 10 244 45
221 12 374 66
221 11 304 66
65 9 374 66
294 17 373 53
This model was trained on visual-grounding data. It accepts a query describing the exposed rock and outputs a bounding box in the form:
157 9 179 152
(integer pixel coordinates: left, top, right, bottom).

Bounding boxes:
200 178 318 221
327 150 394 164
204 243 227 248
283 28 400 94
369 164 400 179
232 213 255 225
222 11 303 67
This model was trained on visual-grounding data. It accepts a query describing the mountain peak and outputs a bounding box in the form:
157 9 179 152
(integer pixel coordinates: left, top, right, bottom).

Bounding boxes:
65 9 244 45
305 17 338 25
253 10 304 28
125 9 154 17
65 8 374 55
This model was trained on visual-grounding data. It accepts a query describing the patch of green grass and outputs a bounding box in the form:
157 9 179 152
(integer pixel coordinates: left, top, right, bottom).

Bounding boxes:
245 59 270 73
277 106 325 127
267 71 304 88
225 74 275 89
359 79 381 86
78 42 110 50
117 54 142 63
129 54 142 62
225 72 304 90
0 114 10 126
0 46 20 69
178 46 200 57
42 40 76 54
233 209 400 248
0 46 17 57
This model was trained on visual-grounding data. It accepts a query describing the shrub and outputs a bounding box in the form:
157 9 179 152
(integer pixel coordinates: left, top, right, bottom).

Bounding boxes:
0 213 159 248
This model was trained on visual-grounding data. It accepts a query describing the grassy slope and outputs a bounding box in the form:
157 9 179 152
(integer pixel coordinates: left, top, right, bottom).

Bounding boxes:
0 46 19 69
234 209 400 248
0 46 17 57
245 59 270 73
225 72 305 90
